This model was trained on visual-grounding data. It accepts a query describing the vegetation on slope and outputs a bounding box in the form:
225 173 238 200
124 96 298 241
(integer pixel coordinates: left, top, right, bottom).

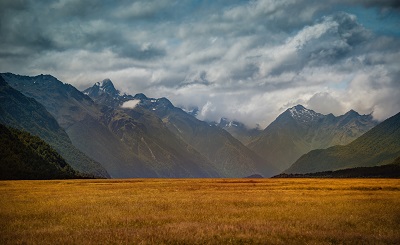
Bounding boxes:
0 124 79 179
274 157 400 178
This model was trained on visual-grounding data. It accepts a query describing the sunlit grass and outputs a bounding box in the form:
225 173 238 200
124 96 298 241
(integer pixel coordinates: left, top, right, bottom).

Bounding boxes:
0 179 399 244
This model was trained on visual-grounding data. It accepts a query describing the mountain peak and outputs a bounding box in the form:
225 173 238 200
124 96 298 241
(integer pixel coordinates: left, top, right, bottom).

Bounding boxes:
285 105 323 123
96 78 112 86
157 97 174 108
83 79 120 99
133 93 149 101
95 79 118 94
344 109 360 117
292 104 306 110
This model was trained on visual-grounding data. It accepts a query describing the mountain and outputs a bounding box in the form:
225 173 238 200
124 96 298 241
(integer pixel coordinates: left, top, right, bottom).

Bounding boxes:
0 124 79 180
248 105 378 171
217 118 262 145
3 73 219 178
83 79 134 108
284 111 400 174
84 81 220 178
84 81 278 177
0 75 109 177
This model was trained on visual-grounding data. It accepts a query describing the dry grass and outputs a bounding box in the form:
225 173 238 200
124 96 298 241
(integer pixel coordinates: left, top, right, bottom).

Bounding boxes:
0 178 399 244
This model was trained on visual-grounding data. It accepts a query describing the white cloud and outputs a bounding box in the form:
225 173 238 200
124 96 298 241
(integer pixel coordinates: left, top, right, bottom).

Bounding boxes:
306 92 345 115
121 99 141 109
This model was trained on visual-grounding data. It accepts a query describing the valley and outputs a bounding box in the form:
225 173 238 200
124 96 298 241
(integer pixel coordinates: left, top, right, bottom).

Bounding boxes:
1 178 399 244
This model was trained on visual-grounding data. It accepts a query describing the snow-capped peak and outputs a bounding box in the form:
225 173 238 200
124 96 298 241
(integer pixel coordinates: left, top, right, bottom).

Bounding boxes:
287 105 323 123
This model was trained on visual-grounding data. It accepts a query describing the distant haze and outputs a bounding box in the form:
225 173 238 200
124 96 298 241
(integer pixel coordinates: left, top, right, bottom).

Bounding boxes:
1 0 399 128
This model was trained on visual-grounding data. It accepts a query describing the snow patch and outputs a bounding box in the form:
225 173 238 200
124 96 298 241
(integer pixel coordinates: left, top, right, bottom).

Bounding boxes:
121 99 141 109
288 106 322 123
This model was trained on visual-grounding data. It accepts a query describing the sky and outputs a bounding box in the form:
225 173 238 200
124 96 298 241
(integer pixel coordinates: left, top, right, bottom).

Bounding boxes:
1 0 399 128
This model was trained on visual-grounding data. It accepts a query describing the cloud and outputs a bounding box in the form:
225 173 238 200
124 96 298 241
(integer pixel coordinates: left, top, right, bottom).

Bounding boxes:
121 99 140 109
306 92 345 116
0 0 399 128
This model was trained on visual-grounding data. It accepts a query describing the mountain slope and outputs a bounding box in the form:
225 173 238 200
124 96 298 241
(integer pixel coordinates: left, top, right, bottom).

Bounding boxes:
274 158 400 178
284 112 400 174
84 81 278 177
83 80 220 177
217 118 262 145
0 124 78 180
248 105 377 171
131 94 278 177
0 75 109 177
3 73 219 178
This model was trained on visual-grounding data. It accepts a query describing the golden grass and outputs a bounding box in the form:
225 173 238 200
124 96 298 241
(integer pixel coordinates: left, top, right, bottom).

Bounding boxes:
0 178 399 244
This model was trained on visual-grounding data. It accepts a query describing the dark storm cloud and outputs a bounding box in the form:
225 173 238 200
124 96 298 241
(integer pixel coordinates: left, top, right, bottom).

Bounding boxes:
298 12 372 66
178 71 214 88
1 0 399 127
269 12 372 75
0 0 166 57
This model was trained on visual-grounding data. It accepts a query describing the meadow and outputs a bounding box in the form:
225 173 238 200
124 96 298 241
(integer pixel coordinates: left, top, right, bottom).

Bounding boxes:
0 178 399 244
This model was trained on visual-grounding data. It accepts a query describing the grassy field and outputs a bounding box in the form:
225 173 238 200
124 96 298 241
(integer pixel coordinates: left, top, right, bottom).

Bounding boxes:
0 179 399 244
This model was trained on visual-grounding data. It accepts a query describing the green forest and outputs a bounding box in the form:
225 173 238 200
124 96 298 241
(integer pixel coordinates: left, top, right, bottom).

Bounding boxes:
0 124 79 179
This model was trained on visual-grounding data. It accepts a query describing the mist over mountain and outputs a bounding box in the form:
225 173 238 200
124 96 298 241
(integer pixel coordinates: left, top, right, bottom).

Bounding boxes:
248 105 378 171
217 118 262 145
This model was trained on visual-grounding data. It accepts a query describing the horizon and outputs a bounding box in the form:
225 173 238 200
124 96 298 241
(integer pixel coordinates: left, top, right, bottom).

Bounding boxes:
1 1 399 127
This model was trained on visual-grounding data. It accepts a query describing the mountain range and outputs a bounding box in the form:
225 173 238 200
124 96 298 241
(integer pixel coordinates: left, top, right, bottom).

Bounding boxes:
247 105 378 171
2 74 221 178
1 72 399 179
83 79 277 177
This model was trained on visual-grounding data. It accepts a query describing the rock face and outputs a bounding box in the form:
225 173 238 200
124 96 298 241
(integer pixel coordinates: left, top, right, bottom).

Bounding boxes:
248 105 378 171
284 111 400 174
